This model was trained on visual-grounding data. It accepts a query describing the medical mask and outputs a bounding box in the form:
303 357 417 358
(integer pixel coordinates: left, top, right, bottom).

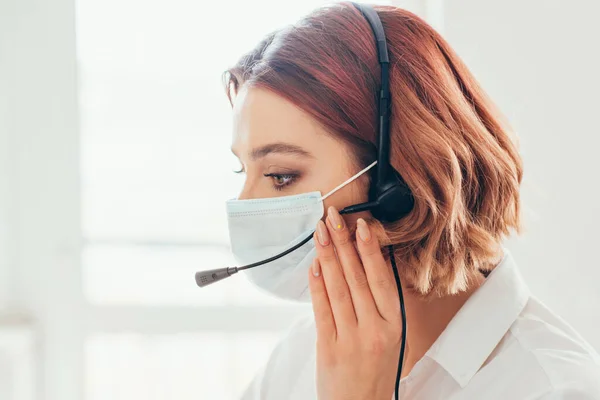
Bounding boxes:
226 161 377 302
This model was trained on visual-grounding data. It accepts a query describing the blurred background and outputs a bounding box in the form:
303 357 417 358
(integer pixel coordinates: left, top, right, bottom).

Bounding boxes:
0 0 599 399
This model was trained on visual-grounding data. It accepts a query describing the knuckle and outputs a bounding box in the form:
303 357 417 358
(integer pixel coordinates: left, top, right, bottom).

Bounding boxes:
348 271 369 289
310 280 326 295
365 328 401 355
374 275 393 290
314 308 329 321
332 285 350 302
333 232 352 247
367 331 390 355
318 250 337 263
359 243 381 257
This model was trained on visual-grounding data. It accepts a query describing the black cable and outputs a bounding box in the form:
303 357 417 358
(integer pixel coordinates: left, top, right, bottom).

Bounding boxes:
237 231 315 271
389 245 406 400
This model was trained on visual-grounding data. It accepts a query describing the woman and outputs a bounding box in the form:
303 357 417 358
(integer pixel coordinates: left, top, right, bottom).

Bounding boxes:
222 2 600 399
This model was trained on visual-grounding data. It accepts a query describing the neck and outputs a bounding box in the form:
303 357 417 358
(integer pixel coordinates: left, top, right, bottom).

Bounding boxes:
399 273 486 379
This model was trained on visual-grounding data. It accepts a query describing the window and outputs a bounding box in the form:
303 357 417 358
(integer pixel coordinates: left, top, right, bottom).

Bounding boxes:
76 0 389 398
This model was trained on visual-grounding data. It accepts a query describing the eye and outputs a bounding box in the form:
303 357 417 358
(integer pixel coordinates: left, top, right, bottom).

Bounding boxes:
264 173 297 191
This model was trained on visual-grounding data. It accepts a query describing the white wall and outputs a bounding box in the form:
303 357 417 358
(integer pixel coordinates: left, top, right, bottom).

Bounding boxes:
442 0 600 348
0 0 13 312
0 0 84 398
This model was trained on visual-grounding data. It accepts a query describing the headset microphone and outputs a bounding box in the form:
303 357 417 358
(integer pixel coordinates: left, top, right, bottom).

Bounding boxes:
195 232 314 287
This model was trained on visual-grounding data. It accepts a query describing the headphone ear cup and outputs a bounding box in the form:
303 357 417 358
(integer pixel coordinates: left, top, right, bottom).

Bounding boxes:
369 176 414 223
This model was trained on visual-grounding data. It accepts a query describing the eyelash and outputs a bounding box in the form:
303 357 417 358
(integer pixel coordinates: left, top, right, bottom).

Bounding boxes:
233 167 298 191
263 173 298 191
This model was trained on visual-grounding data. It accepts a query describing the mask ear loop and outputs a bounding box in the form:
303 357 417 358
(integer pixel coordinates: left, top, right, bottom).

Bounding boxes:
321 161 378 201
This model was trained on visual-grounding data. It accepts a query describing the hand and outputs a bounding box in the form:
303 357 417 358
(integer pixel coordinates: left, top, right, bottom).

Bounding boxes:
308 206 403 400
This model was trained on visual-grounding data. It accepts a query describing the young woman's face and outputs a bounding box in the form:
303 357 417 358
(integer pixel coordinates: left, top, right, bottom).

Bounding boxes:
231 86 369 213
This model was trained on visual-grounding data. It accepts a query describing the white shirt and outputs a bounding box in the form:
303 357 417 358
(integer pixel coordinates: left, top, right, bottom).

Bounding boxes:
240 251 600 399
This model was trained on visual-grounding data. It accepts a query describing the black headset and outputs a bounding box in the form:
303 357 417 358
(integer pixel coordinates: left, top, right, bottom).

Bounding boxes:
340 3 414 223
343 5 408 400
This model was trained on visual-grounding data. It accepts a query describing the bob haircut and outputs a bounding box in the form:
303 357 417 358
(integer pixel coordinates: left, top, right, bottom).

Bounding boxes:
224 2 523 297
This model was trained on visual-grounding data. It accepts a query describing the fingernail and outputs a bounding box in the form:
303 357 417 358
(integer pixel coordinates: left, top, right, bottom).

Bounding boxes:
327 206 344 231
312 258 321 277
316 220 330 246
356 218 371 242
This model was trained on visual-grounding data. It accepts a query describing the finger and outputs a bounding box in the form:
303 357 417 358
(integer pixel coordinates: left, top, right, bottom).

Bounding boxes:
308 258 336 340
314 220 357 331
355 218 400 321
325 206 378 322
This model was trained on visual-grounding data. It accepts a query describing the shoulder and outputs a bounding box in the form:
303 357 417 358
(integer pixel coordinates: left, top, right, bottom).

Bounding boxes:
506 296 600 399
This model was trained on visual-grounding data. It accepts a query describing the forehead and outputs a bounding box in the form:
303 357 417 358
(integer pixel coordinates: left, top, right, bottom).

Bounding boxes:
231 86 327 153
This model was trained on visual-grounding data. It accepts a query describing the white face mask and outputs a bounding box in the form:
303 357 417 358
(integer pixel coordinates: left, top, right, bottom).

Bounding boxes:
226 161 377 302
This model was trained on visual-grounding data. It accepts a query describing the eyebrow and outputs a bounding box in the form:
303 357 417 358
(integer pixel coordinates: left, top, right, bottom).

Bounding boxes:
232 142 314 161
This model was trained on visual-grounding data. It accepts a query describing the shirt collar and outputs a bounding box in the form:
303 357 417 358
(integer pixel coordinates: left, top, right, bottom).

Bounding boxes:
424 249 530 387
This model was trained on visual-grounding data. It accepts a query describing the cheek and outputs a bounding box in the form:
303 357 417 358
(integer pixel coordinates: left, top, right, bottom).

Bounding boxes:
310 139 369 204
322 175 370 211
